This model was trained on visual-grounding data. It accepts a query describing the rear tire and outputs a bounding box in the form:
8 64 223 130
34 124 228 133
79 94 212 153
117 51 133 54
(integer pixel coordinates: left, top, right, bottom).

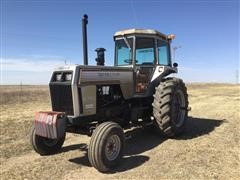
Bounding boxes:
88 122 125 172
30 125 65 155
152 78 188 137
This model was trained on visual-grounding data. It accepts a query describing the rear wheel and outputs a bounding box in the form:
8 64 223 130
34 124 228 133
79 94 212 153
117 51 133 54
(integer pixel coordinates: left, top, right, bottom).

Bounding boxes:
30 125 65 155
88 122 125 172
152 78 188 137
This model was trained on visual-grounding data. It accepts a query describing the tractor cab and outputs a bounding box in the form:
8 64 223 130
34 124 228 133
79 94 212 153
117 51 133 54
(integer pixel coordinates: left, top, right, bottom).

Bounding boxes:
114 29 176 93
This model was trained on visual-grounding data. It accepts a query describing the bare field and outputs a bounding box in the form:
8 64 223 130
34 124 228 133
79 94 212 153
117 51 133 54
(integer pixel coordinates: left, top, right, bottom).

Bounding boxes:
0 84 239 179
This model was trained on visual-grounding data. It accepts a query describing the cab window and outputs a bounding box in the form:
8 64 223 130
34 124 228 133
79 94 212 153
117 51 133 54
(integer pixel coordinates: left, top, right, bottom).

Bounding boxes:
157 40 170 65
115 38 133 66
136 38 155 65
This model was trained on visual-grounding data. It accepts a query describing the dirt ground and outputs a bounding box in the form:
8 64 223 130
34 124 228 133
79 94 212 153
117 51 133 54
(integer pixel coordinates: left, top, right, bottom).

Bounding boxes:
0 84 239 179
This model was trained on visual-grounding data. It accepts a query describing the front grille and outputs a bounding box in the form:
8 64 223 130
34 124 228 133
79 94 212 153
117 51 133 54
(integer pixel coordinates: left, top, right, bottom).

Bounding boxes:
49 84 74 115
78 88 83 114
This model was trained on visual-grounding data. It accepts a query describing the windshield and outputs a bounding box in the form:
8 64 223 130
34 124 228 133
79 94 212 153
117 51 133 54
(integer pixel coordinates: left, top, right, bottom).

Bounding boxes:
136 37 155 65
115 38 133 66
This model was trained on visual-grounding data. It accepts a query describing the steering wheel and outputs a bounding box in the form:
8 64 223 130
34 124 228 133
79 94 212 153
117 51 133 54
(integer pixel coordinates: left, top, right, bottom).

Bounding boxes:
124 59 132 64
123 59 138 64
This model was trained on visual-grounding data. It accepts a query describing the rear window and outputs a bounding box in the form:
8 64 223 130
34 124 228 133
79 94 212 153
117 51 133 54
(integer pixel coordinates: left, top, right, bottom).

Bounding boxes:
157 40 170 65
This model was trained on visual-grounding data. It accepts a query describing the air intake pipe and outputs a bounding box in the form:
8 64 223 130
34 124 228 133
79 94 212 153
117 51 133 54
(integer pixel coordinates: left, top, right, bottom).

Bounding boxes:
95 48 106 66
82 14 88 65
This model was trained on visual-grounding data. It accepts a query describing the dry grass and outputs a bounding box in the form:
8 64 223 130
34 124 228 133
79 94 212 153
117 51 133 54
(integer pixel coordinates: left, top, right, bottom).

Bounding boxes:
0 86 50 159
0 84 239 179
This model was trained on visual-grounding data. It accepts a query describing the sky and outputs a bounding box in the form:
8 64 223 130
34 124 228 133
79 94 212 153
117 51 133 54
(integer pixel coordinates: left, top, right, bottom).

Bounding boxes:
0 0 239 84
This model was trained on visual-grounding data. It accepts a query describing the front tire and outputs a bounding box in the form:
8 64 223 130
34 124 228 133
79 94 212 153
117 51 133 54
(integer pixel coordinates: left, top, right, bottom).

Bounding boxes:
30 125 65 155
88 122 125 172
152 78 188 137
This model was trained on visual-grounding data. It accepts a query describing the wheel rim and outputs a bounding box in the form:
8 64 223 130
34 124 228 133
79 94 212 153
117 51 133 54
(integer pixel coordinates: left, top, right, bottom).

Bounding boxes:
43 138 59 147
105 134 121 161
173 89 186 127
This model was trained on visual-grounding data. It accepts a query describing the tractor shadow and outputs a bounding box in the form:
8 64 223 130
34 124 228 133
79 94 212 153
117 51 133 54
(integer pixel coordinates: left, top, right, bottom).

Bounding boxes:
67 116 224 172
177 116 225 140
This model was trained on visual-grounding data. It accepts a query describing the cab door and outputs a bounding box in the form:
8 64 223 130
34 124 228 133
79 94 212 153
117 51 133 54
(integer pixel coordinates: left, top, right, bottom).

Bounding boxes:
134 37 156 93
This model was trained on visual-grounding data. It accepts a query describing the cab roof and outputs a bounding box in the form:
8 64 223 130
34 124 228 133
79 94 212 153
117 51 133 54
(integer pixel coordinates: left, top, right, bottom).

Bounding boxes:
114 29 168 39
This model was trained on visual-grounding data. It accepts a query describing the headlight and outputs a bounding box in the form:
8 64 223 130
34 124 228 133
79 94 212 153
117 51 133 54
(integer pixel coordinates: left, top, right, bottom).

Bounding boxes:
56 73 62 81
65 73 72 81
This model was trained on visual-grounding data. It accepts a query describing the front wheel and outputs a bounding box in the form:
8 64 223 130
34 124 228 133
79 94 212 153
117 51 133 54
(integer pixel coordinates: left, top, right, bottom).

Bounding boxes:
152 78 188 137
30 125 65 155
88 122 125 172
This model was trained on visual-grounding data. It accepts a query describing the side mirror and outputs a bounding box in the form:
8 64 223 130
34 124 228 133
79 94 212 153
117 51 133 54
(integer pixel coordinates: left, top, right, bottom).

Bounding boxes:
173 62 178 68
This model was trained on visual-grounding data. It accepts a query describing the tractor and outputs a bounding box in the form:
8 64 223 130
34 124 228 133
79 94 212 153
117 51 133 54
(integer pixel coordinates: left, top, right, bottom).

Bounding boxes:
30 14 189 172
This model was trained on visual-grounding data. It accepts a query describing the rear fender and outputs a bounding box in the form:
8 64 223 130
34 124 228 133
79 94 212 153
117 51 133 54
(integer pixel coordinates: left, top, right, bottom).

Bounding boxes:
145 66 177 96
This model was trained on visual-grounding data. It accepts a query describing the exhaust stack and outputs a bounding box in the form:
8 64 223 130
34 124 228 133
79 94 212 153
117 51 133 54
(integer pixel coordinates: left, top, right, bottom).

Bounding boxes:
82 14 88 65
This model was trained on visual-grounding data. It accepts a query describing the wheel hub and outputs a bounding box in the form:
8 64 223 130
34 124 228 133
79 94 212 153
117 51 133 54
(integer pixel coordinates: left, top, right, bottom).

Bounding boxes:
105 135 121 161
173 89 186 127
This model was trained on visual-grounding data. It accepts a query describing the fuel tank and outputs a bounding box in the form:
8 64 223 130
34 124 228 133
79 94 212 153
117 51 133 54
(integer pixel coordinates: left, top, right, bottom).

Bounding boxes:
78 65 134 99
